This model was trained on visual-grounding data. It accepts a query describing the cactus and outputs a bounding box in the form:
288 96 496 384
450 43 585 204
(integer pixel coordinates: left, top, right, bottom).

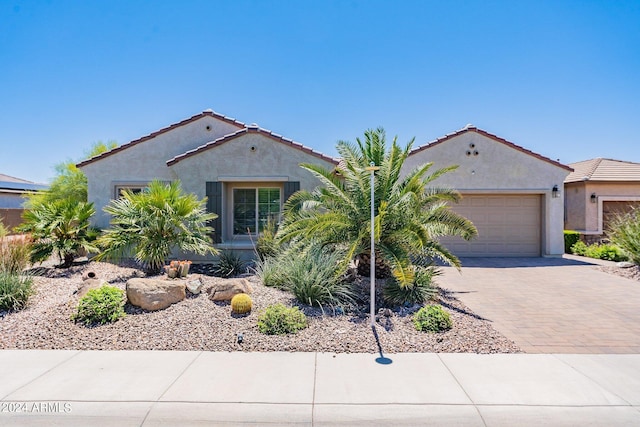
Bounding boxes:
231 293 252 314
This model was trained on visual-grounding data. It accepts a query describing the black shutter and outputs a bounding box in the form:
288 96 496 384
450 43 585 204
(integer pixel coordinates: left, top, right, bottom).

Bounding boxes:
283 181 300 202
206 181 222 243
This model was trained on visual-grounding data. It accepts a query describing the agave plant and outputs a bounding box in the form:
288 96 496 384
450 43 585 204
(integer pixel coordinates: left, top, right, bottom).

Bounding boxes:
96 180 218 274
277 127 477 289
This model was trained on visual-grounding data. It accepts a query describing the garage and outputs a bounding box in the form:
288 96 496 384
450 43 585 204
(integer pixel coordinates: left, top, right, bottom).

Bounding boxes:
439 194 541 257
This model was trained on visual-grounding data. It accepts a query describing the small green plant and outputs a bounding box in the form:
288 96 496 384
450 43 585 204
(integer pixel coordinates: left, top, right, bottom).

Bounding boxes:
413 305 452 332
257 303 307 335
71 285 126 326
570 240 588 256
0 234 32 275
609 209 640 265
0 271 34 311
384 266 440 306
255 218 280 260
230 293 252 314
564 230 581 254
214 251 247 278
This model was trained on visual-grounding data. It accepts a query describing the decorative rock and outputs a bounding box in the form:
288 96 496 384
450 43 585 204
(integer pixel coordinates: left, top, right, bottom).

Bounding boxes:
126 278 186 311
617 262 636 268
207 278 253 301
77 278 109 298
186 277 204 294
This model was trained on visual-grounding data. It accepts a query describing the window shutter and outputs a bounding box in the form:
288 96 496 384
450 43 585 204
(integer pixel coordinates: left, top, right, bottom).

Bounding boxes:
283 181 300 202
206 181 223 243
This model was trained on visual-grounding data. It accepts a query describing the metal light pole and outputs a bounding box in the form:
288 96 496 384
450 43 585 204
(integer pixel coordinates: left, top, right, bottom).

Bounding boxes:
365 162 380 327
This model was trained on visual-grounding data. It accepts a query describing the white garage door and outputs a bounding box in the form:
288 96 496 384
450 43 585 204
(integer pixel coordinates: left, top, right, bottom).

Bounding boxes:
439 194 541 257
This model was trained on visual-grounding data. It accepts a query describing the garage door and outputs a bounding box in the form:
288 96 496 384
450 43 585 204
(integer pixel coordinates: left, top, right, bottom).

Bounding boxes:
439 194 541 257
603 201 640 234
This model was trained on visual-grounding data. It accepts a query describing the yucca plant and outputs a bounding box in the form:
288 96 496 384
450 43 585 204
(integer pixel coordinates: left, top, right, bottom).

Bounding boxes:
277 127 477 289
19 199 99 267
96 180 218 274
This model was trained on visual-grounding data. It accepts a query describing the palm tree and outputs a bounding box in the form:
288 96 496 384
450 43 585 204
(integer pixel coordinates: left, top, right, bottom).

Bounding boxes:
95 180 218 274
277 128 477 289
20 199 99 267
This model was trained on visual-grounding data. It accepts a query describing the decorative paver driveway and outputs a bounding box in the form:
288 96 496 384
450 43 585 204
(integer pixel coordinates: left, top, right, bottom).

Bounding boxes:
437 256 640 353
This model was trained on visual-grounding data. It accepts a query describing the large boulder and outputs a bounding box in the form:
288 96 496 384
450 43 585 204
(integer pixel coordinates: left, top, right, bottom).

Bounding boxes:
126 278 186 311
207 278 253 302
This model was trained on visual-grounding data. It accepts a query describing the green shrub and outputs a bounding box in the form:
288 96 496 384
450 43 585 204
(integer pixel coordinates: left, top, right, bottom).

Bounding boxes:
564 230 581 254
255 218 280 260
571 240 588 256
257 304 307 335
0 271 34 311
0 235 32 274
383 266 440 306
413 305 452 332
71 286 126 325
585 244 627 262
609 209 640 265
214 250 247 278
256 246 354 308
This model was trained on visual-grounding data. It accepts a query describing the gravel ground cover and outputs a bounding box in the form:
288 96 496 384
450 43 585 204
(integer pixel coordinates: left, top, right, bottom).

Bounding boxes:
0 260 527 353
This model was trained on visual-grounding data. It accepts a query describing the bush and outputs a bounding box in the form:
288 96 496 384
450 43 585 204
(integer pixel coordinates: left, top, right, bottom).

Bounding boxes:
256 246 354 308
609 209 640 265
570 241 588 256
564 230 581 254
0 271 34 311
71 286 126 325
383 266 440 306
0 235 32 274
257 304 307 335
255 218 280 260
214 250 247 278
413 305 452 332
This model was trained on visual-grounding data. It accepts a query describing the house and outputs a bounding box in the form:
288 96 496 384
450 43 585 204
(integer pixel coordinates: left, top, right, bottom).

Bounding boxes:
77 110 338 258
0 174 47 231
79 112 572 259
403 125 572 257
564 158 640 242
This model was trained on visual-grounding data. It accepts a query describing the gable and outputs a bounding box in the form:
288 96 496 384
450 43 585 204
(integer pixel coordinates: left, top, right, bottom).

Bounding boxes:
404 127 571 190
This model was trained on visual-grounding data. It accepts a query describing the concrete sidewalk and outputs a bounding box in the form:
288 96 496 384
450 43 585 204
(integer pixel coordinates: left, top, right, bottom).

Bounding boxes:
1 350 639 426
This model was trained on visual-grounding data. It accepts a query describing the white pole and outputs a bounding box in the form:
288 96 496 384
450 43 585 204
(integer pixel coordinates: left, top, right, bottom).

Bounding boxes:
365 162 379 327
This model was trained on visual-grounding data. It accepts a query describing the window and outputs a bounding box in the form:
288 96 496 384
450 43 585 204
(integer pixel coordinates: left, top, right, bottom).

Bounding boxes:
114 186 145 198
233 187 280 235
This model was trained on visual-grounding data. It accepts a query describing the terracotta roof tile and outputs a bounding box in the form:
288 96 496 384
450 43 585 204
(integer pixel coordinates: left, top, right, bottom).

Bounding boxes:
409 126 573 172
166 127 338 166
565 158 640 183
77 110 245 168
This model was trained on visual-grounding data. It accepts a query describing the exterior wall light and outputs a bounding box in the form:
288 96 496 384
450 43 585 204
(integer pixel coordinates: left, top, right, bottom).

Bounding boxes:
552 185 560 198
590 193 597 203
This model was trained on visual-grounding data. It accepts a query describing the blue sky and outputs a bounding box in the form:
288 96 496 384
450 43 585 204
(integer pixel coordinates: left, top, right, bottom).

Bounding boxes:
1 0 639 184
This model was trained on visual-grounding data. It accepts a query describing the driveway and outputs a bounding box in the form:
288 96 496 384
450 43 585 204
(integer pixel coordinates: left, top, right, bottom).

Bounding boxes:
437 256 640 353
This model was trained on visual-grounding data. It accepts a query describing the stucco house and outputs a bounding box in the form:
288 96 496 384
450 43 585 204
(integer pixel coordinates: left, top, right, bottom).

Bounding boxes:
79 112 572 259
564 158 640 241
0 173 47 231
77 110 338 257
403 125 572 257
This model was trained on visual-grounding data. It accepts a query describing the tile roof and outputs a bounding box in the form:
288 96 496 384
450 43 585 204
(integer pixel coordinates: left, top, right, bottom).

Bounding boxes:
166 125 338 166
565 158 640 183
0 173 34 184
77 110 246 168
409 125 573 172
0 173 47 191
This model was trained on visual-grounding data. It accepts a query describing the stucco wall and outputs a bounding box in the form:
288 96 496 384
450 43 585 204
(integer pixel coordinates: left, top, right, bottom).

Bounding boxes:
80 116 242 228
168 133 336 199
403 132 570 256
566 181 640 233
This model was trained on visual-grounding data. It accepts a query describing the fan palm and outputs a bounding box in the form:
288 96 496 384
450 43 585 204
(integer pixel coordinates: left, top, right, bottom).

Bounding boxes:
277 128 477 288
96 180 218 273
20 199 99 267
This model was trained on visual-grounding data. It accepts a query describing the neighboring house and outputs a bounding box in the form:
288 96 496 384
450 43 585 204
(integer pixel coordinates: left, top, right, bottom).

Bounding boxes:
403 125 572 257
77 110 338 258
0 173 47 231
564 158 640 241
78 112 572 259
